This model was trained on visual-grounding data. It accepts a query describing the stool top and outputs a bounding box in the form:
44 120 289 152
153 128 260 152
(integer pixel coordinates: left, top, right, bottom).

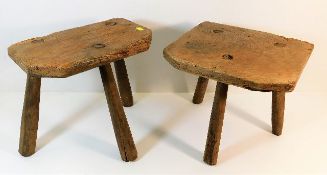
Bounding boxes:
163 22 313 92
8 18 152 78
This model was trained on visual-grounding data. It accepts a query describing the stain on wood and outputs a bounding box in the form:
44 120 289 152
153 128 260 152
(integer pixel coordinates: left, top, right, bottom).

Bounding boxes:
8 18 152 78
99 64 137 161
272 91 285 136
203 82 228 165
114 59 133 107
192 76 209 104
163 21 314 92
19 74 41 157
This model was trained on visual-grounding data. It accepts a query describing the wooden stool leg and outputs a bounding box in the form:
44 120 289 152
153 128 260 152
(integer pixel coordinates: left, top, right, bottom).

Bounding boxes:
272 91 285 136
99 64 137 161
19 74 41 157
203 82 228 165
114 59 133 107
193 76 209 104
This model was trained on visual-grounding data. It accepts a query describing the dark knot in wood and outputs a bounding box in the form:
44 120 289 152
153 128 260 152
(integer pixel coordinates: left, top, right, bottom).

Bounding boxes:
222 54 233 60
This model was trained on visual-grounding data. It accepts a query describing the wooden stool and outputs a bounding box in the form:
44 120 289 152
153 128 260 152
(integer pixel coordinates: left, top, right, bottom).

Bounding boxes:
163 21 313 165
8 18 152 161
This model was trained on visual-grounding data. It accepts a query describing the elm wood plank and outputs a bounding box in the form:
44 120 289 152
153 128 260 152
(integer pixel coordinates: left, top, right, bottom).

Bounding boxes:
163 21 314 92
114 59 133 107
19 74 41 157
8 18 152 78
99 64 137 161
203 82 228 165
192 76 209 104
272 91 285 136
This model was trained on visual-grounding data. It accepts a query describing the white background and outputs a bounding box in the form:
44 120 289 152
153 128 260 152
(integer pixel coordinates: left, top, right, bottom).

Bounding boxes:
1 0 327 174
1 93 327 174
0 0 326 93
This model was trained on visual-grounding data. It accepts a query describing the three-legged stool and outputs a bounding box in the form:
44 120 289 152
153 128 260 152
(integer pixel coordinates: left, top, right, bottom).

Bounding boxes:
163 21 313 165
8 18 152 161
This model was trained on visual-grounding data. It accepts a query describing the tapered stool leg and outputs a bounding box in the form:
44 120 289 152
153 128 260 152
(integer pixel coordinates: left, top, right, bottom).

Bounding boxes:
272 91 285 136
19 74 41 157
193 76 209 104
99 64 137 161
203 82 228 165
114 59 133 107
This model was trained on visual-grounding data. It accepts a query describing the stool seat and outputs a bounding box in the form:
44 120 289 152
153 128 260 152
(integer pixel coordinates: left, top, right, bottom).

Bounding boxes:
8 18 152 78
164 22 313 92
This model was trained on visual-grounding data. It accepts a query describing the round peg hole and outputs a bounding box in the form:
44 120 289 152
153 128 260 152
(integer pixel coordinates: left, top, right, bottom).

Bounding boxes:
274 42 286 47
92 43 106 48
31 38 44 43
222 54 233 60
105 21 117 26
213 29 224 33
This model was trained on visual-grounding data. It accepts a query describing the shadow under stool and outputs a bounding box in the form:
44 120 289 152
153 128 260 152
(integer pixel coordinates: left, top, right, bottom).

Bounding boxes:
8 18 152 161
163 21 314 165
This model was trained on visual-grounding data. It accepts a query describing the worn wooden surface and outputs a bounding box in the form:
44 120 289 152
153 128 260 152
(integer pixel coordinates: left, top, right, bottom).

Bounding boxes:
8 18 152 78
272 91 285 136
192 76 209 104
203 82 228 165
19 74 41 157
114 60 133 107
164 21 314 92
99 64 137 161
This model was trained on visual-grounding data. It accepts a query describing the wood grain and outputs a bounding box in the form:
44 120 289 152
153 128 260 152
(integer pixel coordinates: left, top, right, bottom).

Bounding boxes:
99 64 137 161
203 82 228 165
192 76 209 104
114 59 133 107
164 21 314 92
272 91 285 136
19 74 41 157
